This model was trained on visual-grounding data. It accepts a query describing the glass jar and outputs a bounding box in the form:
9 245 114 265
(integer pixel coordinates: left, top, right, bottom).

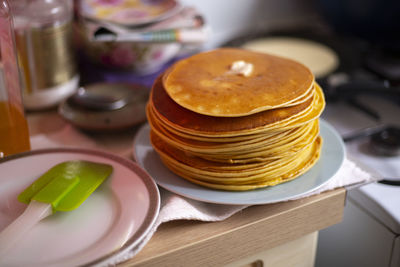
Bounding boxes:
12 0 79 110
0 0 31 158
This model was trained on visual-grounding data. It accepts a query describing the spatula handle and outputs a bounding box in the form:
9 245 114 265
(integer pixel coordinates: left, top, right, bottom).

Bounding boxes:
0 201 52 257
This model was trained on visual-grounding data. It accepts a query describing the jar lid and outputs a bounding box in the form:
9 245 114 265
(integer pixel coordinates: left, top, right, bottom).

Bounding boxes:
59 82 149 131
79 0 181 27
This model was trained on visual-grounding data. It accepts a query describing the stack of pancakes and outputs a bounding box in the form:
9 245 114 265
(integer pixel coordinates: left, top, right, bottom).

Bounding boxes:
146 48 325 191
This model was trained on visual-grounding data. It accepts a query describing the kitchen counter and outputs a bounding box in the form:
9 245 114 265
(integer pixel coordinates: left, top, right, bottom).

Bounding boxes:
27 109 346 267
122 188 345 267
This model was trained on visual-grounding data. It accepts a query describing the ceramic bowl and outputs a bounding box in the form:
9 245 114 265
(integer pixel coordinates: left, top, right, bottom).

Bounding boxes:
77 0 182 74
79 30 181 74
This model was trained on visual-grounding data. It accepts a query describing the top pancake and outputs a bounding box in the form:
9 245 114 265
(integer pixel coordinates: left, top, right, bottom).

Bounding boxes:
162 47 314 117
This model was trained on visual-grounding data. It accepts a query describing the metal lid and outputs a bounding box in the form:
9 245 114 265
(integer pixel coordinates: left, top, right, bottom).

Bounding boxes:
59 82 149 131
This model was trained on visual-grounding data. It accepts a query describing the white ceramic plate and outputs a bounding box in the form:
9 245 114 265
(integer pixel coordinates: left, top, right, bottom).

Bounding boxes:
0 148 160 266
133 119 345 205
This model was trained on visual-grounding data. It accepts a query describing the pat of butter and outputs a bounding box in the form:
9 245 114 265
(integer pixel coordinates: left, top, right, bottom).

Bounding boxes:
229 60 253 77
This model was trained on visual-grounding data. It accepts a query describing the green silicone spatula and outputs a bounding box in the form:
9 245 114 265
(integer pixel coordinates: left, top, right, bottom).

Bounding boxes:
0 160 113 255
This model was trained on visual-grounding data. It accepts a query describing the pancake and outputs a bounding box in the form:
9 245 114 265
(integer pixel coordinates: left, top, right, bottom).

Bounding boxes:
148 101 293 143
152 134 322 191
145 48 326 191
150 118 319 164
150 74 322 137
150 128 316 177
149 110 317 157
162 47 314 117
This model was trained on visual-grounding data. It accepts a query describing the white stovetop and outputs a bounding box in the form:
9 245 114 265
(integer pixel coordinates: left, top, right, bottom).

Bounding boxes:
322 95 400 234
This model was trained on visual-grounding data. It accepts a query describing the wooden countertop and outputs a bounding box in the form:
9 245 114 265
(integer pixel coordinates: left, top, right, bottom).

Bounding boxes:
121 188 345 267
27 110 346 267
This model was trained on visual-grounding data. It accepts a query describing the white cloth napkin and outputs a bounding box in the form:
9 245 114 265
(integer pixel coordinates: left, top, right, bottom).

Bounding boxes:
29 125 381 266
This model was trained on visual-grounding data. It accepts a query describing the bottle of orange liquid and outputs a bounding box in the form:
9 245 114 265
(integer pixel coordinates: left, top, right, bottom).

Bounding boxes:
0 0 30 158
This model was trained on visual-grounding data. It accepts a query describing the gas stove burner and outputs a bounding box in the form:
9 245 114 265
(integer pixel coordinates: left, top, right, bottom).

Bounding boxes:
343 125 400 156
343 124 387 142
365 47 400 82
343 125 400 186
370 126 400 157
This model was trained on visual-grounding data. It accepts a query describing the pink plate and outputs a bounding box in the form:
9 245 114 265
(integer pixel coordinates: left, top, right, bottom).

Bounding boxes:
80 0 182 26
0 148 159 266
